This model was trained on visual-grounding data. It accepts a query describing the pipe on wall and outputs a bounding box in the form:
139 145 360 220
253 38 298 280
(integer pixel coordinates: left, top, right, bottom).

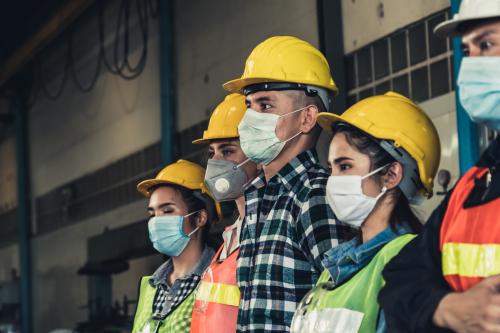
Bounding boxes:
159 0 175 165
13 90 32 333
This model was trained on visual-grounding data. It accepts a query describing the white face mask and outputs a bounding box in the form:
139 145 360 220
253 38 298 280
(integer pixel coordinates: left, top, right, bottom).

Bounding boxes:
238 107 305 165
326 165 388 228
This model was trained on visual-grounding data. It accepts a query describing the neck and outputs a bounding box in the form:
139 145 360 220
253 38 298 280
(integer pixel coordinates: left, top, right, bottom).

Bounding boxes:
263 135 315 181
170 238 203 281
360 197 394 243
235 196 245 219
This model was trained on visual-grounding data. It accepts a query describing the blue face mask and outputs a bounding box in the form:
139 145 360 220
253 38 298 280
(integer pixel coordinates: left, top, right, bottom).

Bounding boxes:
237 107 304 165
458 57 500 130
148 211 200 257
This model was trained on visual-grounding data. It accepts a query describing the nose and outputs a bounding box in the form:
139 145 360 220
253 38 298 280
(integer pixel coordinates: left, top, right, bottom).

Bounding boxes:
212 152 223 160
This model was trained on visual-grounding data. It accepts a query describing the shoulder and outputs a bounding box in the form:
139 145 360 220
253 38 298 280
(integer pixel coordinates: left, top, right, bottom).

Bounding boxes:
296 164 329 199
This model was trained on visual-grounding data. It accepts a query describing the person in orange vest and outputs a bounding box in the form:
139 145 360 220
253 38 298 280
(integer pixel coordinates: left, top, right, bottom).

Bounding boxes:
190 94 260 333
378 1 500 332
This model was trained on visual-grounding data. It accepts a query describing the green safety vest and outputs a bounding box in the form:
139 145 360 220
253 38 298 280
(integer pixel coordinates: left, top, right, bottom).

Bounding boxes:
292 234 415 333
132 276 196 333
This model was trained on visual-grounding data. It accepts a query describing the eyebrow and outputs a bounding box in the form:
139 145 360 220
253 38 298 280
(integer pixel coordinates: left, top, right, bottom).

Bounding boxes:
147 202 175 211
462 30 495 48
217 143 237 149
331 157 354 164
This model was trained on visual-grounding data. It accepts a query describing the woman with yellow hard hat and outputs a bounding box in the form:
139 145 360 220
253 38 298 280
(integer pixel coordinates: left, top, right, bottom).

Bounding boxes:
132 160 221 333
290 92 441 333
190 93 259 333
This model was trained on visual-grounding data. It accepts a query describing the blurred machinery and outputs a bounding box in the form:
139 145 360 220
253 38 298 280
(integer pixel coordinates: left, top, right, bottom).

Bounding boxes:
0 270 20 333
75 220 154 333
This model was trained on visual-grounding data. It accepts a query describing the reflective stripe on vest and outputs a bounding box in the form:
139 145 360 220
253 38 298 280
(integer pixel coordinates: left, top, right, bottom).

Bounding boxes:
442 243 500 277
195 280 240 306
291 234 415 333
440 166 500 291
132 276 196 333
190 245 239 333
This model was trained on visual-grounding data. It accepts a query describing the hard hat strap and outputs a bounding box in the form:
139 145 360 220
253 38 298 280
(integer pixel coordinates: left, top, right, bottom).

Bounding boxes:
243 82 331 111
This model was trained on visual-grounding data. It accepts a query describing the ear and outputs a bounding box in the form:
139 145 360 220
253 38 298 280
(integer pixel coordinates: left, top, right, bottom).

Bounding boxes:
383 162 404 190
299 104 319 134
193 209 208 228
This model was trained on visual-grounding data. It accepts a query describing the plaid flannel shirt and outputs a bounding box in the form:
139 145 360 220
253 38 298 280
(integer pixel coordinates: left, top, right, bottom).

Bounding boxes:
150 246 214 320
236 149 356 333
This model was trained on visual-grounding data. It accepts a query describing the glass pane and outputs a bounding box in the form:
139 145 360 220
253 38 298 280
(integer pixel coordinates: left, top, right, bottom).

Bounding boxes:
428 13 448 57
409 22 427 65
359 87 374 100
411 67 429 102
430 59 449 98
375 80 391 95
357 47 372 86
347 94 358 108
373 39 389 80
391 31 407 72
346 54 356 90
392 74 409 97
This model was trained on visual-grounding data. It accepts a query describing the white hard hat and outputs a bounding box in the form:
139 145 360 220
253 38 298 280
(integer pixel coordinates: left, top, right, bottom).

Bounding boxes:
434 0 500 38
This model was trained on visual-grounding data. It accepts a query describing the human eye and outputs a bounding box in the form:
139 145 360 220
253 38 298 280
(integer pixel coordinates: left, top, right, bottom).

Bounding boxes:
261 103 273 111
479 40 494 53
339 163 352 172
222 148 234 157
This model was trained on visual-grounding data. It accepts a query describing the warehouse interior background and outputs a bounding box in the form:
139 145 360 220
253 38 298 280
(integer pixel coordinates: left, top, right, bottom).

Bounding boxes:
0 0 496 332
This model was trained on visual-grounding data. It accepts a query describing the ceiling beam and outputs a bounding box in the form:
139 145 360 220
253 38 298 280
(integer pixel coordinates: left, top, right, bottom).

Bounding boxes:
0 0 96 87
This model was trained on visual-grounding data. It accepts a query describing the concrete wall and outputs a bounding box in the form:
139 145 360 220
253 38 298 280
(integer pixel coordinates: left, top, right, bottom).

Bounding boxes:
29 7 161 197
174 0 319 131
342 0 450 53
21 1 163 331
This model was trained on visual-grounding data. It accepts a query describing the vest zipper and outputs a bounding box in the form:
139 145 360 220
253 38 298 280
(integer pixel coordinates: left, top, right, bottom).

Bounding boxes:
153 320 163 333
481 168 493 201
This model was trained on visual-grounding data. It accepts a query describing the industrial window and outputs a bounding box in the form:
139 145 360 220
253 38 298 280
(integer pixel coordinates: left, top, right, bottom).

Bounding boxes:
346 10 453 107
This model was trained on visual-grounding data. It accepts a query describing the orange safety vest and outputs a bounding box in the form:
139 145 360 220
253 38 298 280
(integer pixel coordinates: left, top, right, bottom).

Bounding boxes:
440 166 500 292
190 245 240 333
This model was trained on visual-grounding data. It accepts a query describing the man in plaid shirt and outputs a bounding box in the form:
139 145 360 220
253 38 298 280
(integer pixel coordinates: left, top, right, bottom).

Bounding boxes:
222 36 356 332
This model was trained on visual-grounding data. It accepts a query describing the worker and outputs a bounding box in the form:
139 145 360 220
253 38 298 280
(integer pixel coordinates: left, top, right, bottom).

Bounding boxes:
223 35 356 332
290 92 441 333
190 93 259 333
378 1 500 332
132 160 221 333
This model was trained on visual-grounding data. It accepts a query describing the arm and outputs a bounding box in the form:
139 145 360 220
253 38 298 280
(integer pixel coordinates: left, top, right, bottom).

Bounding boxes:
378 192 453 333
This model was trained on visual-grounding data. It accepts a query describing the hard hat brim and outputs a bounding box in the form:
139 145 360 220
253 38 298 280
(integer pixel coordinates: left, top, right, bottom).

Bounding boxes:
434 14 500 38
223 77 338 95
316 112 347 134
136 179 200 198
192 134 239 145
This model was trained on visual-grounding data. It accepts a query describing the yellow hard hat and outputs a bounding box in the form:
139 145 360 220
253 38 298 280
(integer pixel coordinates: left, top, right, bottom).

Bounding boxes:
317 92 441 202
137 159 222 221
192 93 246 144
223 36 337 97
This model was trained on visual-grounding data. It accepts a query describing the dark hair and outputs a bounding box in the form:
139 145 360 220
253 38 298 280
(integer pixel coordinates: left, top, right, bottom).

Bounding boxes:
285 90 325 141
332 125 422 233
148 184 218 248
457 17 500 34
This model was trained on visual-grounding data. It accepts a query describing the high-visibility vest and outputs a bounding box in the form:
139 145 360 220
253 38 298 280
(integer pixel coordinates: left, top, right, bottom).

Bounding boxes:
291 234 415 333
440 166 500 291
190 245 240 333
132 276 196 333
